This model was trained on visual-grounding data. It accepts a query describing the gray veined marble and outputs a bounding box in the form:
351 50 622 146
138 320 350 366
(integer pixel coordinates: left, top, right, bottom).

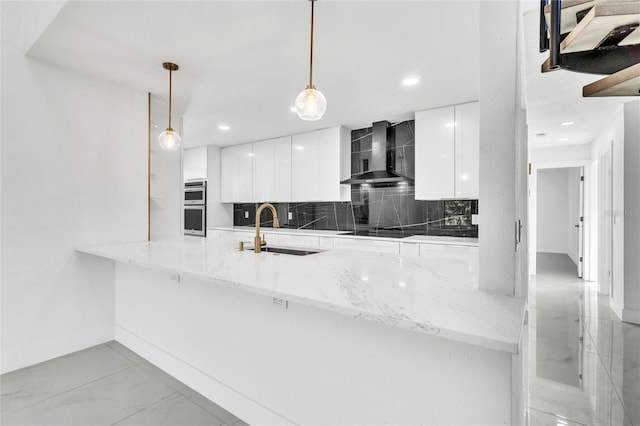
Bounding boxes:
1 342 244 426
528 253 639 426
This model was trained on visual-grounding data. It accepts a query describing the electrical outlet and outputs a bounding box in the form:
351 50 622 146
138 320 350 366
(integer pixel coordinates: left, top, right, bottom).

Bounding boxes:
244 211 249 219
272 297 288 309
288 212 293 220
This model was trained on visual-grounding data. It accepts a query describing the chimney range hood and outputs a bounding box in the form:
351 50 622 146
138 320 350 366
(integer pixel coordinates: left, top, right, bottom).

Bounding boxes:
340 121 414 185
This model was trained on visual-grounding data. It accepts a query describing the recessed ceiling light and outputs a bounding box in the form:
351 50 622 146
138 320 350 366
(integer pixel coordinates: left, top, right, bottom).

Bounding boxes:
402 76 420 86
290 106 297 113
561 121 574 126
397 282 407 287
445 122 456 128
218 124 230 131
558 138 568 142
361 277 369 281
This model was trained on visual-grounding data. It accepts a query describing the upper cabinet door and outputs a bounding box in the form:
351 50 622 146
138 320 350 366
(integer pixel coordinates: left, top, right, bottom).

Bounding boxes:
291 131 319 201
415 106 455 199
272 136 292 202
220 144 253 203
454 102 479 199
252 136 291 202
292 126 350 202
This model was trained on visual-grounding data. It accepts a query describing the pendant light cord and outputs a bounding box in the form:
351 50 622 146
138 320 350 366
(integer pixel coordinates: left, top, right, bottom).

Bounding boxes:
309 0 315 88
168 68 173 129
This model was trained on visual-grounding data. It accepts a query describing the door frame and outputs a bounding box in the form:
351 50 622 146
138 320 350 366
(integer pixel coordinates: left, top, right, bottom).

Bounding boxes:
529 160 594 280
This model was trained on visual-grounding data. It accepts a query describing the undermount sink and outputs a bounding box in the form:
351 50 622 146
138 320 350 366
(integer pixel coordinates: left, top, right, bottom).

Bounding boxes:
253 246 320 256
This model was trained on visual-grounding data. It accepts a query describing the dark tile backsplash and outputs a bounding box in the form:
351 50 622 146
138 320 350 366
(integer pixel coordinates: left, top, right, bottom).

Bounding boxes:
233 120 478 238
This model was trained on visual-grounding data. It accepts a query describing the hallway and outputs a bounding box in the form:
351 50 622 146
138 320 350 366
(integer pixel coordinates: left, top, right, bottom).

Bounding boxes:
528 253 640 425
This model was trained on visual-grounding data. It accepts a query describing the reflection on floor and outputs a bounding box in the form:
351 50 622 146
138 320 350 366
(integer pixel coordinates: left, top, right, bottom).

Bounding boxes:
0 341 248 426
528 253 640 426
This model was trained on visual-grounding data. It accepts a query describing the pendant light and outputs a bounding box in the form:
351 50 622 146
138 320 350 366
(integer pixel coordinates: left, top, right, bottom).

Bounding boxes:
295 0 327 121
158 62 181 151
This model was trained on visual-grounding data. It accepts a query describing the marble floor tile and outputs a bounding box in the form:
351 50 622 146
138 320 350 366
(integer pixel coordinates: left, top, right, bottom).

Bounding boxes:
530 308 584 351
529 253 637 426
0 343 133 415
1 366 176 425
107 341 190 393
528 408 587 426
183 387 241 425
113 392 224 425
602 357 640 425
530 341 582 387
584 315 640 364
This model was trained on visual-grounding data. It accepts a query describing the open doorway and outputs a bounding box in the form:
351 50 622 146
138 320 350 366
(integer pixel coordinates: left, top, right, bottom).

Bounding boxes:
535 167 584 277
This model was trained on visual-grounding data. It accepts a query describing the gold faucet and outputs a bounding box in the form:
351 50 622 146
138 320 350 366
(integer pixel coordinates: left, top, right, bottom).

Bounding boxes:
254 203 280 253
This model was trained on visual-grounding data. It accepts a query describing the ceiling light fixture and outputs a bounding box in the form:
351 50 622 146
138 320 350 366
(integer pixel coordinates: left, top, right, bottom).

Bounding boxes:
561 121 575 126
402 76 420 86
294 0 326 121
558 138 569 141
218 124 230 131
158 62 181 151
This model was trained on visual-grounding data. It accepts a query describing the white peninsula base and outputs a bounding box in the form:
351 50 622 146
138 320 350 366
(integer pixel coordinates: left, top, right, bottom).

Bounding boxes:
113 261 525 425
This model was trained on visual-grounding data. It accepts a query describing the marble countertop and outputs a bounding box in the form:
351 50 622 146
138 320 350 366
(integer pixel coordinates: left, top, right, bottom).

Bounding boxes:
209 226 478 246
78 237 523 353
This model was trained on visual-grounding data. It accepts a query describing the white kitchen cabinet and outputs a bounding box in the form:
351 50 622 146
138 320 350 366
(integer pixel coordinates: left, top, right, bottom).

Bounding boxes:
221 144 253 203
252 136 292 202
453 102 479 198
415 101 479 200
332 237 400 254
291 126 351 202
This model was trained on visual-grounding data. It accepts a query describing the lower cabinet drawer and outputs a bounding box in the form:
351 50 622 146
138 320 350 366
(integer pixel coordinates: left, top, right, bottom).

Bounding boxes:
333 238 400 254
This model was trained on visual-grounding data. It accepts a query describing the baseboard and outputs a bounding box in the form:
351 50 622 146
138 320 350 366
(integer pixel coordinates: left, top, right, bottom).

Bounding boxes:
622 307 640 325
114 325 293 425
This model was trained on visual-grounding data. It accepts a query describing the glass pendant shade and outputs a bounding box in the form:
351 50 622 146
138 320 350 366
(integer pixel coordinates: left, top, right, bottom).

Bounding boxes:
295 86 327 121
158 128 181 151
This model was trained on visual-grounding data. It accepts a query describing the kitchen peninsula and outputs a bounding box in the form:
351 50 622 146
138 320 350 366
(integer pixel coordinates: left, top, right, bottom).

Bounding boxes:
79 236 525 425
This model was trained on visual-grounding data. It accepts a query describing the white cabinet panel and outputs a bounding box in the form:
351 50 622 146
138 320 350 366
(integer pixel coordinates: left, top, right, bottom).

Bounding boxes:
333 238 399 254
292 126 350 202
415 102 479 200
292 131 319 201
276 234 320 248
454 102 479 199
252 136 292 202
221 144 253 203
415 107 455 199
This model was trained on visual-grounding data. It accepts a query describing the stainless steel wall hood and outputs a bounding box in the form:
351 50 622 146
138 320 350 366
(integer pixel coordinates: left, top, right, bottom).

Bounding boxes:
340 120 414 185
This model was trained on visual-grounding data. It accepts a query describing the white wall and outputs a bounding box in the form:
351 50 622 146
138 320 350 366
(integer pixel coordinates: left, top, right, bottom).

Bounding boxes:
478 1 518 296
537 169 570 255
623 101 640 324
1 2 148 373
531 144 592 165
183 146 207 181
591 107 625 318
150 102 182 240
207 146 233 227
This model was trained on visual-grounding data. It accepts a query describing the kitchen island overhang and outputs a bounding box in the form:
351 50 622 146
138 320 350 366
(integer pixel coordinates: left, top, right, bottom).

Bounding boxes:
78 237 527 425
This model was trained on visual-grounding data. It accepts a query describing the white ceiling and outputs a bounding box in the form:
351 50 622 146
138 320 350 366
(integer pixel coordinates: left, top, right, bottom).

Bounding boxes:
27 0 636 150
28 1 480 148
